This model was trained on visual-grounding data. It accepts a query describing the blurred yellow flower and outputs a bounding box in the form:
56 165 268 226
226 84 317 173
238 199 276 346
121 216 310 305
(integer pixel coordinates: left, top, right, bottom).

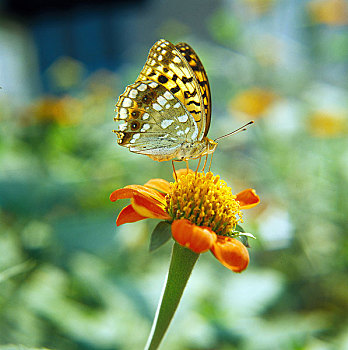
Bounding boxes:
308 0 348 26
29 96 83 126
230 87 277 118
243 0 276 15
309 111 347 137
47 56 86 90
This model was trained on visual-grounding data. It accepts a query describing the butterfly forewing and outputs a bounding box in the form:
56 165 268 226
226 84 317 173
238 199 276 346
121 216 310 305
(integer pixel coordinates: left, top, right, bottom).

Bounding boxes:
175 42 212 137
114 80 198 161
136 39 206 140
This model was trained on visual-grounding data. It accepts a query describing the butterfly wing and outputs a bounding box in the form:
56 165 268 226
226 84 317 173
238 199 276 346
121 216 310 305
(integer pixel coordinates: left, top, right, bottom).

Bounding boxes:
136 39 206 141
114 80 199 161
175 42 212 137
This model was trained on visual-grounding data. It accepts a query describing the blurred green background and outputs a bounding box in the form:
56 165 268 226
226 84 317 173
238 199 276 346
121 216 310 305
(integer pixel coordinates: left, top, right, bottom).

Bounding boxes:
1 0 348 349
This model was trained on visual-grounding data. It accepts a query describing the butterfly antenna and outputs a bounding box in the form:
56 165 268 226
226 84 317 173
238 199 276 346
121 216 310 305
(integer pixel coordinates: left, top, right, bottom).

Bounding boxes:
214 121 254 142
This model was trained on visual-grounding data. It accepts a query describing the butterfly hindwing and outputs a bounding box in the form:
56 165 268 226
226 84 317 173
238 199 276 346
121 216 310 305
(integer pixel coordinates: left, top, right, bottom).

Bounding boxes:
136 39 206 140
114 80 199 161
114 39 215 161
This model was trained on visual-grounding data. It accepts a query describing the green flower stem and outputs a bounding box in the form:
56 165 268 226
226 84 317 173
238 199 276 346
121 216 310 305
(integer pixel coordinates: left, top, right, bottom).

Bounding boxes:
144 242 199 350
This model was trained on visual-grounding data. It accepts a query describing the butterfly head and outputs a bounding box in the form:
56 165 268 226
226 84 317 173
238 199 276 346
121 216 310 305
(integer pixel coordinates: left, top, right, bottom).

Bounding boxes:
177 137 217 161
205 138 218 155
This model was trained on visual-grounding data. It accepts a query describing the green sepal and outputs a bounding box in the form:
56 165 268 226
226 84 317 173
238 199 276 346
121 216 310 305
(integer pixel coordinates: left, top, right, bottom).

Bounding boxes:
149 221 172 252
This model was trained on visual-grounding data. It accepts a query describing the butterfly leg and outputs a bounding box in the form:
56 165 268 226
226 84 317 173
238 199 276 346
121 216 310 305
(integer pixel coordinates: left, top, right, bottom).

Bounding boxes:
202 155 208 172
208 153 214 172
195 156 202 175
185 160 189 173
172 160 178 182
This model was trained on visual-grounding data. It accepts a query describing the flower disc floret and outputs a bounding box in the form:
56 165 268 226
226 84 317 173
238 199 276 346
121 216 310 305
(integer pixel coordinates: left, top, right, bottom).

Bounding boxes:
166 172 243 236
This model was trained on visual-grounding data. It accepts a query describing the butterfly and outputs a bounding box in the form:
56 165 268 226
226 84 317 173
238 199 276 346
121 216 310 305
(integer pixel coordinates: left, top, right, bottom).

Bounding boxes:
113 39 218 163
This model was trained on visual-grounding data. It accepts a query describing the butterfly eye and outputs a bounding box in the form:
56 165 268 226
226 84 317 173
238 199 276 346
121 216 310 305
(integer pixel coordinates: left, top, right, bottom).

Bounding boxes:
131 111 138 118
130 121 140 130
142 96 149 102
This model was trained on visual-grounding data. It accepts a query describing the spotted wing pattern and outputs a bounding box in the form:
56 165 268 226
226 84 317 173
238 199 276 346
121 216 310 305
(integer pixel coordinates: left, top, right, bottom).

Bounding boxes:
136 39 207 140
175 42 212 137
114 80 198 161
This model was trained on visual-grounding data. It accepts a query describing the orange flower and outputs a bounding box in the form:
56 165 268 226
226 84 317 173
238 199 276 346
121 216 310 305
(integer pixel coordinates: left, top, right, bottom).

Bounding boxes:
110 169 260 272
27 95 82 126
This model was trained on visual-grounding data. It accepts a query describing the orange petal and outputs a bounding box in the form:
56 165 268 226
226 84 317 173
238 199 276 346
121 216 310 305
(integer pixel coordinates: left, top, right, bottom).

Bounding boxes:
116 204 147 226
211 236 249 272
131 194 171 220
236 188 260 209
110 185 166 205
171 219 216 254
173 168 194 180
144 178 170 194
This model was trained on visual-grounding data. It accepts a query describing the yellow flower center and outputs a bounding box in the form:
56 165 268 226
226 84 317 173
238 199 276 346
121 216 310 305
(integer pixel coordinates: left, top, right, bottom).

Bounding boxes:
166 172 243 236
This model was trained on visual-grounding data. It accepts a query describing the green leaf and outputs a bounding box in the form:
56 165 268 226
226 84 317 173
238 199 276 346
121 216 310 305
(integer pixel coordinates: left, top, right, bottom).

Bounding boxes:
237 235 250 248
235 224 245 233
0 260 35 284
233 225 256 248
237 232 256 239
149 221 172 252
